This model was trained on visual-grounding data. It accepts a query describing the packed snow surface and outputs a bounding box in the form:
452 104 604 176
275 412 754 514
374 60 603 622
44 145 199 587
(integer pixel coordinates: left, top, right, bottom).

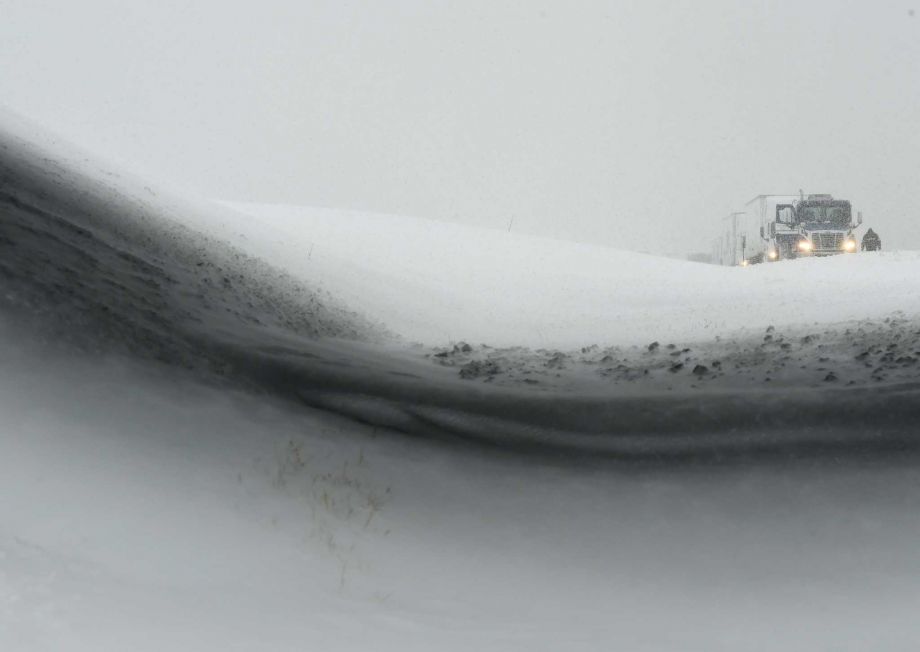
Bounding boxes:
3 110 920 650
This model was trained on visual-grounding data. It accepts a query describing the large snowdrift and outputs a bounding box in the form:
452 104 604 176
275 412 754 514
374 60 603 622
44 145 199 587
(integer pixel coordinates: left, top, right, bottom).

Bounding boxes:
4 112 920 651
3 112 919 458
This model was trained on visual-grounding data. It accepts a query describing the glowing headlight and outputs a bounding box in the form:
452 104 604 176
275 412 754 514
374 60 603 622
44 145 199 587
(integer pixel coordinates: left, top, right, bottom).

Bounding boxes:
740 259 749 267
797 240 813 252
843 239 857 252
768 250 778 260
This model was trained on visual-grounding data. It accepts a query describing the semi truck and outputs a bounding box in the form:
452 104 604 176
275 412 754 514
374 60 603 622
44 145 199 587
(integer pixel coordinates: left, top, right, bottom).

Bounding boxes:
712 193 862 266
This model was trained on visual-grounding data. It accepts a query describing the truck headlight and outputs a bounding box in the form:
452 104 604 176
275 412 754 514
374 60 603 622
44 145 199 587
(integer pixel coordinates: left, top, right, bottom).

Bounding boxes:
768 250 778 260
843 239 856 252
797 240 813 252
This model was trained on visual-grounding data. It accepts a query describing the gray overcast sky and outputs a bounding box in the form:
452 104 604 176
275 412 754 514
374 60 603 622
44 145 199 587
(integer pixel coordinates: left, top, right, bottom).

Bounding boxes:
1 1 919 253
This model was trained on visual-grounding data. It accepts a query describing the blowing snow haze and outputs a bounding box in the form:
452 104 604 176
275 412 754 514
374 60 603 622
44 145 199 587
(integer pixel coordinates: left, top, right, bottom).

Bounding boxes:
1 1 919 253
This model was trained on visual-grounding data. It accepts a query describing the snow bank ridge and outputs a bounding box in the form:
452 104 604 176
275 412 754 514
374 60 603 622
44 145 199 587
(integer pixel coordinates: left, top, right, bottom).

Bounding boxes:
0 119 384 371
3 117 920 462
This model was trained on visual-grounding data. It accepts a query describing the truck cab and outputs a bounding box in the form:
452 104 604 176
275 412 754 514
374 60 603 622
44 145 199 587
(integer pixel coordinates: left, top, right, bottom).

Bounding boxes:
774 195 859 259
713 193 862 267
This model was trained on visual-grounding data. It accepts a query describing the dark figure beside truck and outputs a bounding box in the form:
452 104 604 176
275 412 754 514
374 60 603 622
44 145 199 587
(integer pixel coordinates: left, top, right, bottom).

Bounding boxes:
861 228 881 252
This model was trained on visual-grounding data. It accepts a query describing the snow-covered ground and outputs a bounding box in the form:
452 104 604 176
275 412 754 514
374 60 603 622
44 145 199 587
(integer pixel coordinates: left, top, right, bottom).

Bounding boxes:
5 331 920 651
3 111 920 650
205 202 920 403
216 202 920 349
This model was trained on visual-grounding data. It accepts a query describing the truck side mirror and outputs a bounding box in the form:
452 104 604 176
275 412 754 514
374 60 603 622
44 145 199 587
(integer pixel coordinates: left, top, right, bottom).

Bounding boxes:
760 226 765 239
857 211 863 226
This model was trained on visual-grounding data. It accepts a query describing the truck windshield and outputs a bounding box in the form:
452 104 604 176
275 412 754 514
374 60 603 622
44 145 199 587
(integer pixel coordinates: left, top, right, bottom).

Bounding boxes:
797 203 851 227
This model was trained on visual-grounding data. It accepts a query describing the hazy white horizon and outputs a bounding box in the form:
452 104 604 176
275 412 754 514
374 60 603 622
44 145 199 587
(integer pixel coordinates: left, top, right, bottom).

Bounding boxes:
2 1 918 254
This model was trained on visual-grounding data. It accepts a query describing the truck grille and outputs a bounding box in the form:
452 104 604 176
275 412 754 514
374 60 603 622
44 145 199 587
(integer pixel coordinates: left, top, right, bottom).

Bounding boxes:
812 232 843 251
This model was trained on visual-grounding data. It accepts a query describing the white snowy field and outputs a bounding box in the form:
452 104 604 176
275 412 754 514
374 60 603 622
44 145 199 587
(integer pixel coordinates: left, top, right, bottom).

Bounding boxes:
214 202 919 349
3 110 920 651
